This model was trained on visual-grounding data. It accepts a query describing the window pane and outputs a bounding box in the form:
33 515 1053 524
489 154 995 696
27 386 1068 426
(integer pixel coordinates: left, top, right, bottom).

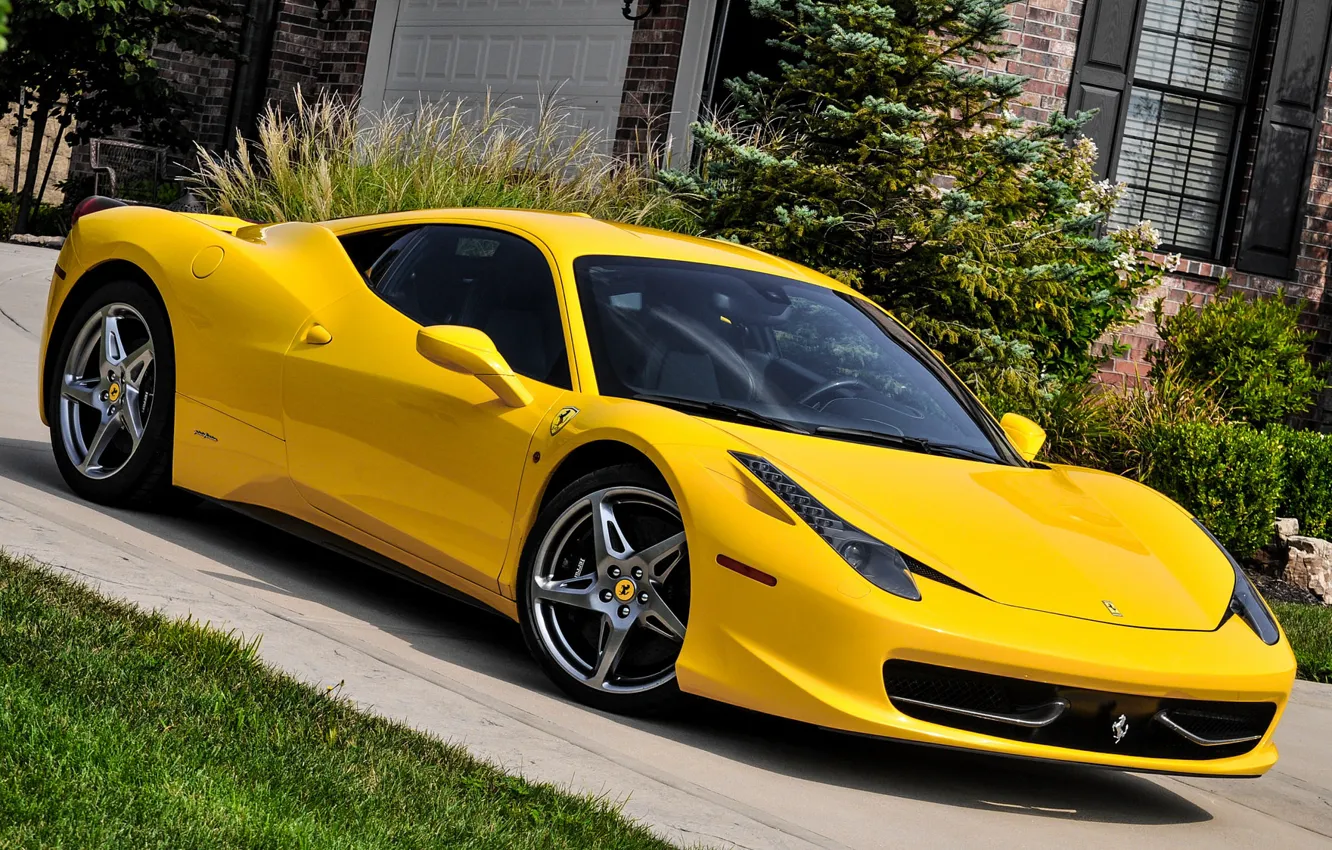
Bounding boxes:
1136 0 1259 98
370 225 571 388
1111 89 1239 254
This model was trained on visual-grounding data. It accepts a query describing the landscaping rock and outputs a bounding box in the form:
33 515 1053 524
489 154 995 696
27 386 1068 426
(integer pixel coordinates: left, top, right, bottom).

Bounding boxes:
1283 536 1332 604
1275 517 1301 542
9 234 65 249
1250 571 1321 606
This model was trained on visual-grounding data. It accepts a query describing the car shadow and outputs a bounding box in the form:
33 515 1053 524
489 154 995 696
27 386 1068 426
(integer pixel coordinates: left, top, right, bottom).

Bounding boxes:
0 436 1211 827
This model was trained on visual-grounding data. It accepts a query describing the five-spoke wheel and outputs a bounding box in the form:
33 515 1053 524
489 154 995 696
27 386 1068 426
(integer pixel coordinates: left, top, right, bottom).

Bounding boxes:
47 280 175 506
520 467 690 712
58 302 156 479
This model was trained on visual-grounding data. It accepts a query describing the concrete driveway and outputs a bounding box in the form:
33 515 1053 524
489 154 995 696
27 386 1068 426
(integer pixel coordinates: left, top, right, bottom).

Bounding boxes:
1 241 1329 849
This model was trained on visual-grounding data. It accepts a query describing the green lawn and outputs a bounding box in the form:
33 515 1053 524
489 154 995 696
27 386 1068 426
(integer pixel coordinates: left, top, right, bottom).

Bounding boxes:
1274 602 1332 684
0 554 677 850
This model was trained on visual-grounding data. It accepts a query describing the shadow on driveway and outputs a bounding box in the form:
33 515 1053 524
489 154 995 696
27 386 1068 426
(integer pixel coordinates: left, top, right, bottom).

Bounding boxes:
0 435 1211 827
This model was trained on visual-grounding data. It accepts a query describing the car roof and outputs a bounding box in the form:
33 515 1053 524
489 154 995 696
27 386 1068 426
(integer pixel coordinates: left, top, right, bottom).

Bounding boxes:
317 208 857 296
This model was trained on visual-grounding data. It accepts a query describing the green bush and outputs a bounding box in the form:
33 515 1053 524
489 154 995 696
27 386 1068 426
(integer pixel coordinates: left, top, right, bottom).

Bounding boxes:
661 0 1167 400
194 92 695 232
1272 602 1332 684
0 189 65 237
990 360 1228 474
1149 282 1325 427
1139 422 1283 557
1268 425 1332 538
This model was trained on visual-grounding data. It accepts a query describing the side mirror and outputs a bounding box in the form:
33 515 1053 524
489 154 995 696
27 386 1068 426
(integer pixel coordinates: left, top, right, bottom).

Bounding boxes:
416 325 533 408
1000 412 1046 462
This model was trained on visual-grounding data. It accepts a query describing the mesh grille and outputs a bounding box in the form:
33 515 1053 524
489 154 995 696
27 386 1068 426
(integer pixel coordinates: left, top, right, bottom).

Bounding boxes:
883 660 1275 761
1163 707 1271 743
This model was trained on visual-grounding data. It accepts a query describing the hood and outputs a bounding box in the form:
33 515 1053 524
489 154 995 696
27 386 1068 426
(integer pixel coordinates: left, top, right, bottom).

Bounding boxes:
711 423 1234 631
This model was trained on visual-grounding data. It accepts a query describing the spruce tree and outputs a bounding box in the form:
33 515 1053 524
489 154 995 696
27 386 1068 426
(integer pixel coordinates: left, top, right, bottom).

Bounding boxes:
661 0 1166 402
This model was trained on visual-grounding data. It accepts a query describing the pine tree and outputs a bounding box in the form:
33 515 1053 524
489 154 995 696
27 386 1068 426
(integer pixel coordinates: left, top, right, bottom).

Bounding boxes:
661 0 1165 402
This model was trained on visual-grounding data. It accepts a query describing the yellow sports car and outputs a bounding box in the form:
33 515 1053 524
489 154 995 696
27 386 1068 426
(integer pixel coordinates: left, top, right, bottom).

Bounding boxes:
40 198 1295 776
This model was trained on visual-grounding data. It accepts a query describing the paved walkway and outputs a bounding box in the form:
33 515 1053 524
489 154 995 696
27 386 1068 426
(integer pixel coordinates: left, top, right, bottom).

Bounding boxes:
1 241 1329 848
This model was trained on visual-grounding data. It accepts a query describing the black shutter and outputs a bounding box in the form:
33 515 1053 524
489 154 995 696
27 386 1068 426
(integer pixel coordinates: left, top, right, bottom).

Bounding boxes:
1066 0 1149 178
1236 0 1332 279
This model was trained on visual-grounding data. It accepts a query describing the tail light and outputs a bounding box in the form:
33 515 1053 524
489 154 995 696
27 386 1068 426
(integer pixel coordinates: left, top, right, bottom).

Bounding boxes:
71 196 127 227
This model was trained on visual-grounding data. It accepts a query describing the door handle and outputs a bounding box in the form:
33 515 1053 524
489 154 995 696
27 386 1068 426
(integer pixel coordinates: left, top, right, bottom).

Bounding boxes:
302 323 333 345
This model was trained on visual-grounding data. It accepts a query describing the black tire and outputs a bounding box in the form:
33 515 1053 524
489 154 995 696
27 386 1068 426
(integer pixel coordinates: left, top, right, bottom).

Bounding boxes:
518 464 689 715
46 279 175 508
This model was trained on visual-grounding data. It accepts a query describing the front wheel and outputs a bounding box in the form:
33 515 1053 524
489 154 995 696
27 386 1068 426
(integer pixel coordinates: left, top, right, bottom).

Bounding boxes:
47 280 175 507
518 465 690 714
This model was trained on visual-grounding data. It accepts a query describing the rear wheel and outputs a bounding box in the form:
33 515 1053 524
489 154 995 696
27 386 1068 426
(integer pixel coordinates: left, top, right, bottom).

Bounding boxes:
518 465 690 714
47 280 175 507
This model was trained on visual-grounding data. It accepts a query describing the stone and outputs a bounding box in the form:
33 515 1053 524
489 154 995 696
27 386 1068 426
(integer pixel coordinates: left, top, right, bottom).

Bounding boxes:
1274 517 1300 542
8 234 64 249
1283 536 1332 604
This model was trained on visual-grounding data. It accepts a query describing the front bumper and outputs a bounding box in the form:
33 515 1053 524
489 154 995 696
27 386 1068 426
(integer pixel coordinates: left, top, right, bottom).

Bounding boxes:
671 459 1296 777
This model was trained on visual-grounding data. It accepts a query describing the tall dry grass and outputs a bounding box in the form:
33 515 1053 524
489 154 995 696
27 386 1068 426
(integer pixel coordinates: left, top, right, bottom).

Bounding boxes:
192 90 696 231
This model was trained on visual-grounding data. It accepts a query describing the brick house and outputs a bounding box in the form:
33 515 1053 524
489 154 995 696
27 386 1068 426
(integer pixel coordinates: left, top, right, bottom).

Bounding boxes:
161 0 1332 418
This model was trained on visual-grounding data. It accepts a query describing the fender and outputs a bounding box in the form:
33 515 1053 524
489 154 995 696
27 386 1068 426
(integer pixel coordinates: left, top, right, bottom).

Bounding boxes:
49 207 366 439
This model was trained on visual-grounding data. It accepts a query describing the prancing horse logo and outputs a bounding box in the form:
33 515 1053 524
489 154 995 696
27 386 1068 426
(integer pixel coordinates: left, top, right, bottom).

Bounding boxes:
550 406 580 436
1103 599 1123 617
1111 714 1130 744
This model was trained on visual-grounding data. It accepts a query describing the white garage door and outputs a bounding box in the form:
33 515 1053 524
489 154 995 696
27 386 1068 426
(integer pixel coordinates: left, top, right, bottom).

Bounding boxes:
362 0 636 140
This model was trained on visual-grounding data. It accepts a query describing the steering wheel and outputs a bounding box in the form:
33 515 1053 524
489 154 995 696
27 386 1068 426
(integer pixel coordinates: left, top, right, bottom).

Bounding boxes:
796 377 874 408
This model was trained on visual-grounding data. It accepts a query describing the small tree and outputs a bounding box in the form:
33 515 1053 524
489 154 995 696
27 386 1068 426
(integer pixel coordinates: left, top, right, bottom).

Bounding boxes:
0 0 229 232
1149 282 1326 427
661 0 1166 400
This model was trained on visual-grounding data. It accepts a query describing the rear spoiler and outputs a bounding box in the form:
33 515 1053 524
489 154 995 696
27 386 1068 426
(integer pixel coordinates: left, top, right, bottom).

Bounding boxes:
179 213 257 234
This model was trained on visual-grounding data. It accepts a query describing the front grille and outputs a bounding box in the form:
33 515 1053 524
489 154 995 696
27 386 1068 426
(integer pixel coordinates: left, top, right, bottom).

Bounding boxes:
884 660 1276 761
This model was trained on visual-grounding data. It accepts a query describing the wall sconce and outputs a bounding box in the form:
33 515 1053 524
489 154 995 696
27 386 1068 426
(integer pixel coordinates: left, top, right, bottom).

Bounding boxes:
621 0 659 20
315 0 346 23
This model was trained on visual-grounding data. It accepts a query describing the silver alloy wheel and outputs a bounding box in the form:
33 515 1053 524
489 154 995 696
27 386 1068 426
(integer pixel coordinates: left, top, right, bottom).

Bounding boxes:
529 486 688 694
58 302 156 480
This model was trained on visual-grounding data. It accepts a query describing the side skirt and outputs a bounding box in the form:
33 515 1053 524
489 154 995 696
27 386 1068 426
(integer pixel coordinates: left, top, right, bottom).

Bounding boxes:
202 496 511 621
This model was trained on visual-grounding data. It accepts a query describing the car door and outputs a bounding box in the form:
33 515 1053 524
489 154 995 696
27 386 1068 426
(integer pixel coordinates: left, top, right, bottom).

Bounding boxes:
282 223 571 592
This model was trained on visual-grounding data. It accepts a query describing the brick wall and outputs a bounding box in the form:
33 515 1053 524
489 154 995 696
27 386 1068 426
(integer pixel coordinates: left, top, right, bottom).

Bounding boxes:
67 0 377 191
615 0 689 156
1087 2 1332 429
981 1 1332 427
996 0 1081 124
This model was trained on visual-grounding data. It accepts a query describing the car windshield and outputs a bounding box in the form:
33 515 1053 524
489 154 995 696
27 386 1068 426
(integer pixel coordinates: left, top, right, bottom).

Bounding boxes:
574 256 1011 463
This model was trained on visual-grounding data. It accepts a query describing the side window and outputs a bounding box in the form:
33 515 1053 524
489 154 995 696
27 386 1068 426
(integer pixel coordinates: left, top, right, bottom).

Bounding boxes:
368 225 571 389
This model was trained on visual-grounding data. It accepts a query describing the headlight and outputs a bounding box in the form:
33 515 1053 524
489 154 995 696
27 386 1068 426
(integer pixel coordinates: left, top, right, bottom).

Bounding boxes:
731 452 921 600
1195 520 1280 646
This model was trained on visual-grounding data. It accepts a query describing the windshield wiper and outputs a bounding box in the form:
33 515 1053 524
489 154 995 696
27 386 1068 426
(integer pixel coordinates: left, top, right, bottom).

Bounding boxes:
632 394 810 434
813 425 999 463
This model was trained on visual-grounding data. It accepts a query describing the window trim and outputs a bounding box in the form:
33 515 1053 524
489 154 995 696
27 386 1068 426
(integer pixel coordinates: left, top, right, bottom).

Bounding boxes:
1111 0 1270 260
349 222 577 391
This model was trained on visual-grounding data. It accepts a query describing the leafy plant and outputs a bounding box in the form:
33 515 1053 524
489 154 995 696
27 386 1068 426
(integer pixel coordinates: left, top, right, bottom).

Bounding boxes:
1149 281 1325 427
661 0 1168 399
0 0 228 231
1268 425 1332 539
194 92 696 232
1139 422 1283 557
1272 602 1332 684
988 359 1227 473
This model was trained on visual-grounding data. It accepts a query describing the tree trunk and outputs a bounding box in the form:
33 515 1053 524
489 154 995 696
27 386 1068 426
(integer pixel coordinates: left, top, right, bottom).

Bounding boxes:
10 93 24 194
14 98 50 235
36 110 71 207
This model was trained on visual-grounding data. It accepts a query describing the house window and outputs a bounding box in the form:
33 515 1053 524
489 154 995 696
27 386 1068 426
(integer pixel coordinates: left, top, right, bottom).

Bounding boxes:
1108 0 1262 255
1071 0 1332 278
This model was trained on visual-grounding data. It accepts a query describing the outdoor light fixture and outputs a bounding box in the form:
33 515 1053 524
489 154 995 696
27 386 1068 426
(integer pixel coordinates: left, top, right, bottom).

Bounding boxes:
315 0 345 22
621 0 659 20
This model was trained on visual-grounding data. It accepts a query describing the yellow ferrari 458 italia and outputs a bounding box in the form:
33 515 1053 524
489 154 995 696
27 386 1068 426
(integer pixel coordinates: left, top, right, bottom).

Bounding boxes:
40 198 1295 776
